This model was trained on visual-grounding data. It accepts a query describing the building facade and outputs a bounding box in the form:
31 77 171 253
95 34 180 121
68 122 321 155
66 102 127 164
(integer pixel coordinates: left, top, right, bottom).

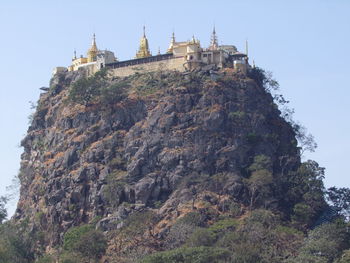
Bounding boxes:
54 27 250 77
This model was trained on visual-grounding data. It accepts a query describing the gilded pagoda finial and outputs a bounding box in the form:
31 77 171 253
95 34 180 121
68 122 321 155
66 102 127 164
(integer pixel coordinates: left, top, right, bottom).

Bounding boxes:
167 31 176 53
209 25 218 50
135 26 151 58
87 33 98 62
191 35 196 43
72 49 77 60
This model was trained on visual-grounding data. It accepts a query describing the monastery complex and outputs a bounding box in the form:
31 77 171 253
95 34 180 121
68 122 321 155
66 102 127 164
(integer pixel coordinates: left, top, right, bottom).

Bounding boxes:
53 27 250 77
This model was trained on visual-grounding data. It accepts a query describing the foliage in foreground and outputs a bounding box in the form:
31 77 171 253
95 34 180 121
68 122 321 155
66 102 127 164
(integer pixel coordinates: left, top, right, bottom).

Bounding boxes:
61 224 107 263
0 220 36 263
143 214 350 263
141 246 231 263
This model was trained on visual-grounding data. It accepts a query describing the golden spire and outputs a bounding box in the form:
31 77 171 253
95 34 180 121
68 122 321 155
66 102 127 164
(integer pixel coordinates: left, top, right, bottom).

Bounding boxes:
92 33 97 49
209 25 218 50
87 33 98 62
167 31 176 53
72 49 77 61
135 26 151 58
191 35 196 43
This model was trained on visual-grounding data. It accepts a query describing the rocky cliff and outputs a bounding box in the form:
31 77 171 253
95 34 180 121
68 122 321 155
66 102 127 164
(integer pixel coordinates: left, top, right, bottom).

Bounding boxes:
15 67 314 261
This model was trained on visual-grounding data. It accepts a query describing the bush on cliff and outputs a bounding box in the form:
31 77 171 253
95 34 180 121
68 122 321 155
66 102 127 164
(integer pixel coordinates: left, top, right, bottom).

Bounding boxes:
62 224 107 263
141 246 231 263
68 69 127 106
68 73 104 105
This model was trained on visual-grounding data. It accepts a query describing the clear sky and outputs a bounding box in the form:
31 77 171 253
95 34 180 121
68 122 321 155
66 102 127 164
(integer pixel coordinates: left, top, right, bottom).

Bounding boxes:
0 0 349 216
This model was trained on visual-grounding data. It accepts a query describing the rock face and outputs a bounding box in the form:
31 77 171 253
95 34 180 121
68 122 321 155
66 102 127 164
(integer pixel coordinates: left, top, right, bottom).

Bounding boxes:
15 68 300 258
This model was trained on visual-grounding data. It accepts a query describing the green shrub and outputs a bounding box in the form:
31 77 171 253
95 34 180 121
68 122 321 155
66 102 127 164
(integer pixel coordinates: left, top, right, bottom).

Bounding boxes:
246 132 261 144
248 155 272 172
230 243 262 263
228 111 245 120
141 246 231 263
136 84 159 96
35 254 55 263
102 172 126 208
216 231 241 249
68 76 102 105
209 218 239 233
177 211 207 227
109 156 127 170
274 225 303 236
245 209 279 228
73 230 107 262
227 201 242 217
63 224 93 251
100 81 128 105
62 224 107 262
68 68 128 106
186 219 239 247
292 202 314 227
59 252 84 263
122 211 158 236
186 228 217 247
153 200 164 209
210 173 229 193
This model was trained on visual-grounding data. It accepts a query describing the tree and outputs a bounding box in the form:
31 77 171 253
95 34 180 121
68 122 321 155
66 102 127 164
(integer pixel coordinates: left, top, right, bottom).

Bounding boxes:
68 69 108 106
74 230 107 263
326 187 350 220
0 222 35 263
62 224 107 263
246 155 273 209
248 67 280 92
0 196 8 224
165 211 207 249
289 160 326 228
292 123 317 155
290 222 350 263
216 210 303 263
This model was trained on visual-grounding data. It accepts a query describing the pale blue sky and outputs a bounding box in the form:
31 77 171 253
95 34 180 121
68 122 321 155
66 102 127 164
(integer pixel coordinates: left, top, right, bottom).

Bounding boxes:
0 0 349 215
